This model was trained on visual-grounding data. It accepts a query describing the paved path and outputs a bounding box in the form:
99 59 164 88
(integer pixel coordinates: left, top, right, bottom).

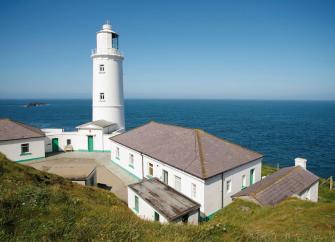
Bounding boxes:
25 152 139 203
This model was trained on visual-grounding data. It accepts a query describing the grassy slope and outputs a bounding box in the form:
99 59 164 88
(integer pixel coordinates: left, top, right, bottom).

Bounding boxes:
0 155 334 242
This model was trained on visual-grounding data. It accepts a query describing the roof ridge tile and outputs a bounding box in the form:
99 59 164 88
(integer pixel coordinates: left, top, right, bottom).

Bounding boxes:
195 129 207 178
251 167 297 199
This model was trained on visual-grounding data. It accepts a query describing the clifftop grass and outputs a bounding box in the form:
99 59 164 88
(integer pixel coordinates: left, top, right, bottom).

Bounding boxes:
0 154 334 242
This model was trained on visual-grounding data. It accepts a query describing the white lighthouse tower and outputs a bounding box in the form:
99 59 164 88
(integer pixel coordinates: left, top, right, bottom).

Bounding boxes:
91 21 125 130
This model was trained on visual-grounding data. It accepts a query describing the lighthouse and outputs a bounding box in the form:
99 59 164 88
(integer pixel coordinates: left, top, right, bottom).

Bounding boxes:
91 21 125 130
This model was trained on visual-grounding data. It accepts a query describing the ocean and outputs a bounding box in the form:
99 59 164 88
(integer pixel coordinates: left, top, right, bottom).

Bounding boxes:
0 99 334 178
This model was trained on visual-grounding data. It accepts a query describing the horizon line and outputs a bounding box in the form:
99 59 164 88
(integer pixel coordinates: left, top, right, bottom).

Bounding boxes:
0 98 335 102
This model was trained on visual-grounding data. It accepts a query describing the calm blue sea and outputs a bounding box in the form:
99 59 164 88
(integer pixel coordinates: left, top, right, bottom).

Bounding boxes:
0 99 334 178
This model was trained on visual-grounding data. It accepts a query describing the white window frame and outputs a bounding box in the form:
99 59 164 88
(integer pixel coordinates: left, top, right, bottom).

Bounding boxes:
99 64 105 72
21 143 29 154
115 147 120 160
100 92 105 101
175 175 181 192
148 163 153 177
242 175 246 189
134 195 139 213
191 183 196 199
306 187 311 200
129 153 134 168
226 179 232 193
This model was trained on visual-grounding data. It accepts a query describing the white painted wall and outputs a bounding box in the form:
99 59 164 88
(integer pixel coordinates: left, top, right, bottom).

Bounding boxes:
221 159 262 207
142 155 205 212
78 128 105 151
128 187 199 224
202 159 262 216
110 141 143 179
128 187 169 223
0 137 45 162
44 128 118 153
299 181 319 202
204 174 222 215
45 132 85 152
173 210 199 225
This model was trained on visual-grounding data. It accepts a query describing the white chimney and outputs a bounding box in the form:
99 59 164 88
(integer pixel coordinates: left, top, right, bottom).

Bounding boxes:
295 157 307 170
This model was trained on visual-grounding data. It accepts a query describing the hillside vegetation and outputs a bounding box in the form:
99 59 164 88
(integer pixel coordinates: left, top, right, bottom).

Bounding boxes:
0 154 334 242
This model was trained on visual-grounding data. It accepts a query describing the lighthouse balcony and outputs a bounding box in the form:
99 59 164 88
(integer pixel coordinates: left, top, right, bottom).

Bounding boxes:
91 48 123 57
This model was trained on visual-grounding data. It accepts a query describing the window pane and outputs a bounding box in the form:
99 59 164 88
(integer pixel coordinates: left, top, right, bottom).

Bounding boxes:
129 154 134 167
250 169 255 185
242 175 246 188
116 147 120 159
134 195 139 212
148 163 153 176
100 93 105 101
21 143 29 153
175 176 181 191
191 183 196 199
163 170 168 184
226 180 231 193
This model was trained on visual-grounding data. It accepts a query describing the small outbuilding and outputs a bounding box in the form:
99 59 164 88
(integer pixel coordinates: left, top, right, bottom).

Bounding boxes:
128 178 200 224
28 158 98 186
47 164 97 186
0 119 45 162
44 120 119 153
232 158 319 206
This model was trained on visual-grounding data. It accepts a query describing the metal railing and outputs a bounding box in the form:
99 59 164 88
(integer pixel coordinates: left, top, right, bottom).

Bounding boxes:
91 48 123 57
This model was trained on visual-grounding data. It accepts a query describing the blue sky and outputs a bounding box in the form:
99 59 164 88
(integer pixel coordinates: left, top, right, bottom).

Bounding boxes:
0 0 334 100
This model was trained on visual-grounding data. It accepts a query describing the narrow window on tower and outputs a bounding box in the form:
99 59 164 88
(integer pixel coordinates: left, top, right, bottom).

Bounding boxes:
100 92 105 101
99 64 105 72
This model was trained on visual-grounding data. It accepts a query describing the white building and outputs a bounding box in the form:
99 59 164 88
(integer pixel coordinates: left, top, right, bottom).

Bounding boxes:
110 121 263 220
43 22 125 152
0 119 45 162
128 178 200 224
92 21 125 130
232 158 319 205
43 120 120 153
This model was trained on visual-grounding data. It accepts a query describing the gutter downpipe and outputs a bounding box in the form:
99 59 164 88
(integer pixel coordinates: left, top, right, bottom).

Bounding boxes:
221 172 224 208
141 153 144 179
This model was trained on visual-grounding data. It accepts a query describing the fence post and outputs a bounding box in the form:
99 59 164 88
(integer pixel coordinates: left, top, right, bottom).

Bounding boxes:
330 176 333 190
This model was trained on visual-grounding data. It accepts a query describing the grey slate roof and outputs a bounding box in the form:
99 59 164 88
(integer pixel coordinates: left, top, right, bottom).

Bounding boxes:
111 121 263 179
0 118 45 141
128 178 200 221
232 166 319 206
77 120 115 129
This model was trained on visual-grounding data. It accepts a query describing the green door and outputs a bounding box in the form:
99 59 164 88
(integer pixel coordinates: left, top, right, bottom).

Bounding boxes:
88 136 93 152
52 138 59 152
250 169 255 185
154 211 160 221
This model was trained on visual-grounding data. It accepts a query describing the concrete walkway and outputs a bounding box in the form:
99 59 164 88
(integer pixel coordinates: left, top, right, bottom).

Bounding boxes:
25 152 139 203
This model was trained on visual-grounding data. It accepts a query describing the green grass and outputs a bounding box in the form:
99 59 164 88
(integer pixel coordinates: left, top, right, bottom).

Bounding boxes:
261 163 278 176
0 153 334 241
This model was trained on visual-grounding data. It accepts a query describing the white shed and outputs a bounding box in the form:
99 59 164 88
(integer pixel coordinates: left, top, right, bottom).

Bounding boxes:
232 158 319 205
0 119 45 162
128 178 200 224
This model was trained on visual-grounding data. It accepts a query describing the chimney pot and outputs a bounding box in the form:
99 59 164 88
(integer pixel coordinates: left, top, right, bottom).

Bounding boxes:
295 157 307 170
